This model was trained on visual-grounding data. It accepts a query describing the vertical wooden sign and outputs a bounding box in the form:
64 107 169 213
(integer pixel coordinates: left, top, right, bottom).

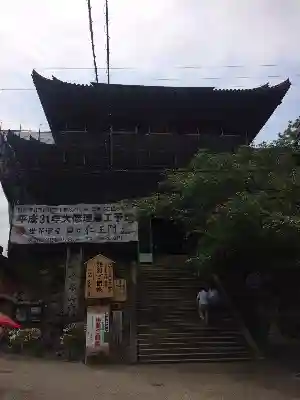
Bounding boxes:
85 254 114 299
85 261 94 299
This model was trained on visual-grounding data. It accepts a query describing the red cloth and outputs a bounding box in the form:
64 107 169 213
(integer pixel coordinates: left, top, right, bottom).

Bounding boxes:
0 313 20 329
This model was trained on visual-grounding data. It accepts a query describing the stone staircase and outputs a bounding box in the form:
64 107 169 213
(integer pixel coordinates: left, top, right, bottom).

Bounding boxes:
137 257 254 363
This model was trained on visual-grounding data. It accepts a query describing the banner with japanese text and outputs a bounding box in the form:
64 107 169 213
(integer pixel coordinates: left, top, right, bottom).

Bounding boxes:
11 204 138 244
85 306 110 356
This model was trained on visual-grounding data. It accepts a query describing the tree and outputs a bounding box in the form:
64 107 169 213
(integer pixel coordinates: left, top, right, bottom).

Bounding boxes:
138 143 300 274
266 116 300 148
137 118 300 345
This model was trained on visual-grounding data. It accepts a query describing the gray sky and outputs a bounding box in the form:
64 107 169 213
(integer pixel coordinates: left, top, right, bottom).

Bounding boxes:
0 0 300 249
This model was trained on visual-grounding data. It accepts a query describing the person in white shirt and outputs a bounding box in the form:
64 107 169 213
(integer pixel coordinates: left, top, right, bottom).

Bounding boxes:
196 286 209 325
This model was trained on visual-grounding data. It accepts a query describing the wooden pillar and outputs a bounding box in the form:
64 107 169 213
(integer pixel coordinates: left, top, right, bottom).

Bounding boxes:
63 246 83 318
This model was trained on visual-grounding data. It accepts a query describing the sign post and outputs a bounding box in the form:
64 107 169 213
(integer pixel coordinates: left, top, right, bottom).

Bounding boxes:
84 254 115 363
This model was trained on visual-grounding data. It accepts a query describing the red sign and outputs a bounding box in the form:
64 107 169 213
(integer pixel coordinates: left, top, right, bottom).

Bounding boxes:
95 316 101 347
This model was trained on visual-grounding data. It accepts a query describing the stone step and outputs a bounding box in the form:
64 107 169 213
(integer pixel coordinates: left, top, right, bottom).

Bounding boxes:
138 288 199 293
140 265 189 269
162 320 236 329
140 274 192 278
138 337 245 345
138 351 252 363
137 298 197 304
139 278 196 284
138 305 197 312
139 284 198 289
137 302 196 308
137 334 244 342
138 345 247 355
137 332 243 340
141 261 188 266
138 321 238 328
149 256 188 264
138 290 197 295
139 270 195 275
139 283 197 288
140 264 188 270
140 291 197 296
140 265 190 270
138 297 196 302
138 294 197 299
163 312 232 319
137 326 242 335
138 335 244 344
163 315 235 323
137 311 198 318
139 287 197 292
138 312 233 321
138 356 252 364
139 290 198 296
137 317 202 325
138 322 238 331
139 274 194 279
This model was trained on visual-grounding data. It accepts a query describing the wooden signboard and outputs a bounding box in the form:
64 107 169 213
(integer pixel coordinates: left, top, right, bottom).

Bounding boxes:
85 254 114 299
113 279 127 302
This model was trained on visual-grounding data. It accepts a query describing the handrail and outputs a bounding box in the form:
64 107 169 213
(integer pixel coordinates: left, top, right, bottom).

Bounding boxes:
212 273 263 360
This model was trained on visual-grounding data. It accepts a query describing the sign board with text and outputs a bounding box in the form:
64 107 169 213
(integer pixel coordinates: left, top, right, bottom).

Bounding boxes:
86 305 110 355
85 254 114 299
11 204 138 244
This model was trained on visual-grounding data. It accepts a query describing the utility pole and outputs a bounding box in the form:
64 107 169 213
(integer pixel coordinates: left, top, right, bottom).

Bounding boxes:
87 0 99 83
105 0 110 84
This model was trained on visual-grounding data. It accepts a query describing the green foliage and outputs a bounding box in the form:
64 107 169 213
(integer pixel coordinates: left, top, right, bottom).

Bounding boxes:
262 116 300 148
8 328 42 353
60 322 85 360
138 119 300 273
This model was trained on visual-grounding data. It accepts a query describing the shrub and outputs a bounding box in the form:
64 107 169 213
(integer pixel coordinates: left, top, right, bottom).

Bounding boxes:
8 328 42 354
60 322 85 361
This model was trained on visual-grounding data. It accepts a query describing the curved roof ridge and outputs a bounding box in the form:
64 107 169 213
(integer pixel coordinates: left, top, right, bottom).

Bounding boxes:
214 79 291 92
33 69 216 90
273 78 291 89
32 69 291 92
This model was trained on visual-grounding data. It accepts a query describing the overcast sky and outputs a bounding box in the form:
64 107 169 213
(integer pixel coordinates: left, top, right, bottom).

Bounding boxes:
0 0 300 249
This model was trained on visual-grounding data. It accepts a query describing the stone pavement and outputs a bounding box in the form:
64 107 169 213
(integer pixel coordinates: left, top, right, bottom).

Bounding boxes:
0 356 299 399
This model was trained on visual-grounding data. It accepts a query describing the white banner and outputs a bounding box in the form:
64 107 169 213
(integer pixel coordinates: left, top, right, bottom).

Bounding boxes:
85 310 110 351
11 204 138 244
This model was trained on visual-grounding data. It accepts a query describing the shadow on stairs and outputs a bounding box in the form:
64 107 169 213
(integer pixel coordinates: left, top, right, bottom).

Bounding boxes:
137 257 256 364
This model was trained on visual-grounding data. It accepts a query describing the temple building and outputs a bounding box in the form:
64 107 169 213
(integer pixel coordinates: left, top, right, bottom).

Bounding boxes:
0 72 291 363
